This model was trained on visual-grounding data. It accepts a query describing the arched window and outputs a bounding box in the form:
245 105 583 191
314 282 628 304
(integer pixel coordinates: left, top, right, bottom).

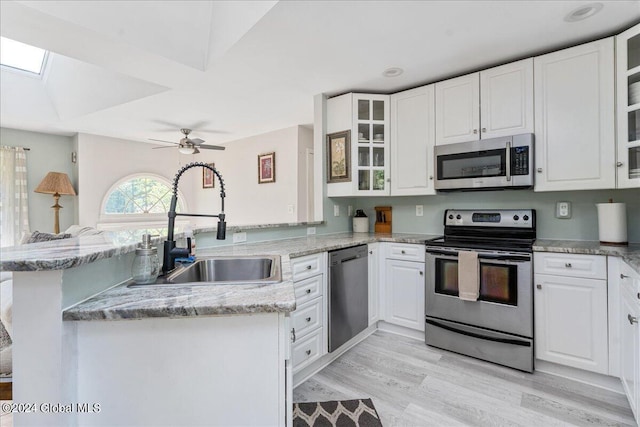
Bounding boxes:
98 174 186 230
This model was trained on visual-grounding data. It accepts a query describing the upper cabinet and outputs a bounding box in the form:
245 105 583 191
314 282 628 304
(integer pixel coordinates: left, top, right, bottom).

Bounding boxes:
616 23 640 189
435 58 534 145
534 38 615 192
390 85 436 196
327 93 390 197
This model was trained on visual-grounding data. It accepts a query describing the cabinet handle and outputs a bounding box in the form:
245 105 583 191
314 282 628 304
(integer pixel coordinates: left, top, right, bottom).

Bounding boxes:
481 128 486 133
616 162 624 167
306 289 311 294
291 328 296 343
537 168 543 173
401 250 406 254
369 251 373 254
306 317 311 322
621 274 630 279
419 271 424 276
565 263 572 268
637 292 640 300
306 349 311 356
629 314 638 325
536 284 542 289
473 129 478 134
306 265 312 270
429 176 433 180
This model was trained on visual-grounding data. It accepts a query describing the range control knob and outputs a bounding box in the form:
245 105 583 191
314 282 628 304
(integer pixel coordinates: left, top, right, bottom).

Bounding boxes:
513 215 519 221
456 214 462 220
523 215 529 221
448 214 454 220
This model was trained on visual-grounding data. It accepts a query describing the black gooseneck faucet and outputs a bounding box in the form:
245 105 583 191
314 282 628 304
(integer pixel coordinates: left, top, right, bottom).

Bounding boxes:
162 162 226 275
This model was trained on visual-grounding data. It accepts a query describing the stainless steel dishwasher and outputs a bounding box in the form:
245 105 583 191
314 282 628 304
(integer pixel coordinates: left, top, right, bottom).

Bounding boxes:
328 244 369 352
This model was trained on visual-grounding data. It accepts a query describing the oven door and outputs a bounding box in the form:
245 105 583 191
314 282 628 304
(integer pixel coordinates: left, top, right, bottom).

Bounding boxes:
425 248 532 338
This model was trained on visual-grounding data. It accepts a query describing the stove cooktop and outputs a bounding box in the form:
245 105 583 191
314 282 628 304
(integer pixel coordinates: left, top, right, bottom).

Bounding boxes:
425 236 535 253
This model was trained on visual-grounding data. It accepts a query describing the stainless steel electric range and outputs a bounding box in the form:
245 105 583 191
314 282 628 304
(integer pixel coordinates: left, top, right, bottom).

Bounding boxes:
424 209 536 372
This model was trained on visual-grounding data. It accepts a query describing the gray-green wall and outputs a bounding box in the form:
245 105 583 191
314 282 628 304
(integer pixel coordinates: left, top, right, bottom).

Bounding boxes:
342 188 640 242
0 127 77 234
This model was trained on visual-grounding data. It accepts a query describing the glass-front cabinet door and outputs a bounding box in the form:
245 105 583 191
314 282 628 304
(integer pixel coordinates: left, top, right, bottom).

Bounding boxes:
617 23 640 188
353 94 390 195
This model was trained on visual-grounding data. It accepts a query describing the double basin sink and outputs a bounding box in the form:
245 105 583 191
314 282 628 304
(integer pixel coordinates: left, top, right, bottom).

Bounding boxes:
128 255 282 288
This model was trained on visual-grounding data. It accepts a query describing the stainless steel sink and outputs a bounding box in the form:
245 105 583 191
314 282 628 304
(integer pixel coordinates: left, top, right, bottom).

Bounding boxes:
128 255 281 287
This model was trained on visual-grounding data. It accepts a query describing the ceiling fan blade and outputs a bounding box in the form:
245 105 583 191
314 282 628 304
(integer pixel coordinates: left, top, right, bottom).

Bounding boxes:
199 144 226 151
190 138 205 145
193 147 201 154
149 138 178 145
152 145 179 150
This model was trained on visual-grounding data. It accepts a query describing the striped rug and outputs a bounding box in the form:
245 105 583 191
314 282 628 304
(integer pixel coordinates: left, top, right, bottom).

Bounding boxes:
293 398 383 427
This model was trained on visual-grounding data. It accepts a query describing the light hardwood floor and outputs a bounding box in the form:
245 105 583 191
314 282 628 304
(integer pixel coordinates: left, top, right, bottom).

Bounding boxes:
294 331 636 426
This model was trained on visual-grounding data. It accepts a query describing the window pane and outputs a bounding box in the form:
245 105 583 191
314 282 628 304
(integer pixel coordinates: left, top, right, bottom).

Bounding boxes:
104 176 181 215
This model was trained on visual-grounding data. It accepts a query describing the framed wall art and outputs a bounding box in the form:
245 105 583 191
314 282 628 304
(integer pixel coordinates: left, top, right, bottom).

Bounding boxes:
326 130 351 183
202 163 215 188
258 152 275 184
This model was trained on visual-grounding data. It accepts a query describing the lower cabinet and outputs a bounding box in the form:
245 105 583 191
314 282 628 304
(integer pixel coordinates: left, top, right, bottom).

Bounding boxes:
384 257 425 331
619 261 640 421
534 273 608 374
290 253 327 374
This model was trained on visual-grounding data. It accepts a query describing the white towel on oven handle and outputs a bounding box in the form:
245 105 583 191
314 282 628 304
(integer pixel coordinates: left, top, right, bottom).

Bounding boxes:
458 250 479 301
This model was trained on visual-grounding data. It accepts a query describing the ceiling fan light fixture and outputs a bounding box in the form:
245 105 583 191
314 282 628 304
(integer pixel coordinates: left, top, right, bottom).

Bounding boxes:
179 145 196 155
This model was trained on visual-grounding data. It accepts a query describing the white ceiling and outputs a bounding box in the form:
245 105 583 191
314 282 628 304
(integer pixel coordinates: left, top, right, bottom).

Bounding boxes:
1 0 639 146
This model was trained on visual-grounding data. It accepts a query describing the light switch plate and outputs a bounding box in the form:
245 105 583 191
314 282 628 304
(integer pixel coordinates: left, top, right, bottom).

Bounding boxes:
233 232 247 243
556 201 572 219
416 205 424 217
287 205 295 214
348 205 353 217
307 227 316 235
334 205 340 216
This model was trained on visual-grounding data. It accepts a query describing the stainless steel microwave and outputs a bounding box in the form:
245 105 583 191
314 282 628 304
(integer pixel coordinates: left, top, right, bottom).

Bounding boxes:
434 134 534 191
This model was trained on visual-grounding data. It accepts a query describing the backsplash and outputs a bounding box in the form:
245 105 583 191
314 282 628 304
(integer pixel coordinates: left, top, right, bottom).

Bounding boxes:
348 188 640 243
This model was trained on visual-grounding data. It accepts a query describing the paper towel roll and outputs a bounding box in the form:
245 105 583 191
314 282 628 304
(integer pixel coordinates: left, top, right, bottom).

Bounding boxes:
596 202 628 245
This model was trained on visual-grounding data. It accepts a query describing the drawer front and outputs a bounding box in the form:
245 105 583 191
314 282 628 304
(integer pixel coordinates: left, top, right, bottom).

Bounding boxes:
384 243 425 262
534 252 606 279
292 327 323 372
294 274 323 305
291 298 323 338
291 253 325 281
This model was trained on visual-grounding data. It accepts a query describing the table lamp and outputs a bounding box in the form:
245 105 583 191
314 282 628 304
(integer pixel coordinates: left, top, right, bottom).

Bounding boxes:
34 172 76 234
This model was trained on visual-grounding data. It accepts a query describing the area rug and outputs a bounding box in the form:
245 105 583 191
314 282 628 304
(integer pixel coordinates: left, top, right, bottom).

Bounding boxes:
293 398 383 427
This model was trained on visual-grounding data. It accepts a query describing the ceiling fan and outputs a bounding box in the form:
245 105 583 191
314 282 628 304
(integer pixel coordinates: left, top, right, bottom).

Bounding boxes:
150 128 225 154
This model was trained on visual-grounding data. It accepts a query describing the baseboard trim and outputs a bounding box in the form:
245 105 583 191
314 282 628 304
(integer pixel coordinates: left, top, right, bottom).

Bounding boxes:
377 321 425 341
535 359 624 394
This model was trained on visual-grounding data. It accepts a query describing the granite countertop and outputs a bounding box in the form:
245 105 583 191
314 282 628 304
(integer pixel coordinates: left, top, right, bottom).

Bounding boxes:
62 232 438 321
533 240 640 273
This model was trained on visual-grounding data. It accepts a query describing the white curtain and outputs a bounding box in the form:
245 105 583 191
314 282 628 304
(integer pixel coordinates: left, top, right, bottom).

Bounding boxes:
0 146 30 247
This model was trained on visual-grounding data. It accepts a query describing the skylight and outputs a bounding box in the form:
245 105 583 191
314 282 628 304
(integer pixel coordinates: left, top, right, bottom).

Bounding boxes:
0 37 48 75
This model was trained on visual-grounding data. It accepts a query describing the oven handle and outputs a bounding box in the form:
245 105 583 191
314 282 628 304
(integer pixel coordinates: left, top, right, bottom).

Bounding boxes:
426 319 531 347
425 248 530 262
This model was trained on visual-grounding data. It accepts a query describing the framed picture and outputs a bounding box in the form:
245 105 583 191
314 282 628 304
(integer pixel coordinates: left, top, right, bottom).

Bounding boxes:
258 152 276 184
326 130 351 183
202 163 215 188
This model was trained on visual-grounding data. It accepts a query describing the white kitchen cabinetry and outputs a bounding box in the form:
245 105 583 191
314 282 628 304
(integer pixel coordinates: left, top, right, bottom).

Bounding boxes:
435 58 533 145
326 93 390 197
619 260 640 421
390 86 436 195
368 243 380 326
534 253 609 374
616 23 640 188
290 252 327 373
381 243 425 331
534 38 616 191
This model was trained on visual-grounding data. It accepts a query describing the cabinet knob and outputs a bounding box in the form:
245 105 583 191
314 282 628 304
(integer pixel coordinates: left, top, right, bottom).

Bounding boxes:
306 317 311 322
637 292 640 300
429 176 433 180
621 273 630 279
419 271 424 276
306 265 312 270
481 128 486 133
616 162 624 167
401 250 406 254
369 251 373 254
536 284 542 289
473 129 478 134
306 289 311 294
565 263 572 268
537 168 543 173
306 349 311 356
629 314 638 325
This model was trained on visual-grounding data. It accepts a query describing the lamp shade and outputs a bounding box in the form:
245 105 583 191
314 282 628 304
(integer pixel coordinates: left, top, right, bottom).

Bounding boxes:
34 172 76 196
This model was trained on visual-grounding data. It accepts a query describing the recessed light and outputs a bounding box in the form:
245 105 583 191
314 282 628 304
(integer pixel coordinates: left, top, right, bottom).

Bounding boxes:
564 3 603 22
382 67 403 78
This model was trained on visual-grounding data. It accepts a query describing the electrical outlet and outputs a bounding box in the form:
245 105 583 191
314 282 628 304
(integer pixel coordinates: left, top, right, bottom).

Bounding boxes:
334 205 340 216
348 205 353 217
307 227 316 235
416 205 424 216
556 201 572 219
287 205 295 214
233 232 247 243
